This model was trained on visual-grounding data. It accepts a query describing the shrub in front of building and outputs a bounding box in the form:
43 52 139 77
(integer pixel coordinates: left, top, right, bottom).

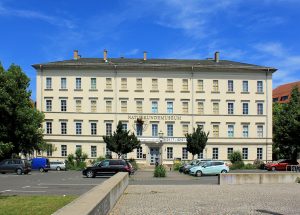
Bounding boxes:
154 165 166 177
253 159 265 169
66 149 88 170
128 158 139 170
229 151 245 170
173 162 182 171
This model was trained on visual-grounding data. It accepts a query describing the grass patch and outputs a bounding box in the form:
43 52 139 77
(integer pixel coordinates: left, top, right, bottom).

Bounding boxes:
0 195 77 215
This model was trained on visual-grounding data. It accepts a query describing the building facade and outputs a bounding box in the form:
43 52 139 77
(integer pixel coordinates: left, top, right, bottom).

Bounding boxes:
33 50 276 165
273 81 300 103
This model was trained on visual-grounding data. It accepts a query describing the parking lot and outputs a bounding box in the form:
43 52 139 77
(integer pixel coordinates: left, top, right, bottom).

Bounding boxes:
0 171 107 196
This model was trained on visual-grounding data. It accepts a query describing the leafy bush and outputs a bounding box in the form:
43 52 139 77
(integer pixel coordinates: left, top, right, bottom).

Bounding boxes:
154 165 166 177
296 177 300 183
243 163 257 169
66 149 88 170
229 151 243 164
229 161 245 170
253 159 265 169
173 162 182 171
89 156 106 165
128 158 139 170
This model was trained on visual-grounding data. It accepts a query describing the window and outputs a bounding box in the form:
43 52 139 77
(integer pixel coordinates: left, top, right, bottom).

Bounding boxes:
61 100 67 112
136 147 143 159
242 148 248 160
46 100 52 111
257 103 263 115
243 103 249 115
76 78 81 89
213 103 219 114
136 124 143 136
75 100 81 112
228 80 234 92
76 145 82 152
167 79 173 91
212 148 218 159
167 102 173 114
197 80 204 91
182 79 188 91
152 124 158 137
61 145 67 157
106 78 112 89
61 78 67 89
197 152 203 159
257 148 263 160
91 100 97 112
76 122 82 135
47 144 53 157
227 148 233 159
257 81 263 93
228 103 234 115
61 122 67 134
213 125 219 137
280 96 288 101
136 78 142 89
121 101 127 113
182 124 188 136
91 123 97 135
152 79 158 90
227 125 234 137
152 101 158 113
91 146 97 157
106 123 112 136
106 148 112 158
91 78 97 89
243 81 248 92
167 147 173 159
182 102 188 114
46 77 52 89
213 80 219 92
46 122 52 134
273 97 279 102
243 125 249 138
257 125 263 138
167 124 174 137
106 101 112 112
197 102 204 115
136 101 143 113
182 147 188 159
122 123 127 131
121 78 127 90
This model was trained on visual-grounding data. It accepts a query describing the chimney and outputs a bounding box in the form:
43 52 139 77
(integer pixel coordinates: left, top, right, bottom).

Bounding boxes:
143 51 147 61
73 50 79 60
103 49 108 62
214 51 220 63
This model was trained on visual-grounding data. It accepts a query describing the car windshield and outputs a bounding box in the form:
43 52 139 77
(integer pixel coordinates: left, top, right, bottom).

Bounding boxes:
275 159 285 163
92 162 101 167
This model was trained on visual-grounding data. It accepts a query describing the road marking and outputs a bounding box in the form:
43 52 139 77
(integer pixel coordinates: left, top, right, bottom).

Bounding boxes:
22 186 48 189
0 190 11 193
1 190 46 193
38 183 99 186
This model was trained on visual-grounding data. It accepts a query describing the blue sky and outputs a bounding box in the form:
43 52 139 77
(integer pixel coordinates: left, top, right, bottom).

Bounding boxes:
0 0 300 100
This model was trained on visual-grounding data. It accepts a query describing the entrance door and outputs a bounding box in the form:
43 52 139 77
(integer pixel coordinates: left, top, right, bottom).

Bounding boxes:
150 147 159 165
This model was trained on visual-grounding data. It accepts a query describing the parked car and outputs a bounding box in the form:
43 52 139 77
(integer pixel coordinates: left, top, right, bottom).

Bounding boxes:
0 159 31 175
265 159 299 171
189 161 229 177
180 159 212 174
82 159 133 178
31 157 50 172
50 161 66 171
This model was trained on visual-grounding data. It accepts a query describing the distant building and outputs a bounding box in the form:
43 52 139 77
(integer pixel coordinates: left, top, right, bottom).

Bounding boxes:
33 50 276 164
273 81 300 103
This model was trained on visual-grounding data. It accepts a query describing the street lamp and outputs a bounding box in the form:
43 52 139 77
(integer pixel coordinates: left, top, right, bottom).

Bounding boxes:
158 130 164 165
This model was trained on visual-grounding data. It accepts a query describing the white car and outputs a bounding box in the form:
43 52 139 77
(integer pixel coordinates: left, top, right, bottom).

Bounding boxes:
50 161 66 171
189 161 229 177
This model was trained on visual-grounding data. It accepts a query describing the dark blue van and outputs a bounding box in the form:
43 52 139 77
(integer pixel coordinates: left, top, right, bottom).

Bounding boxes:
31 157 50 172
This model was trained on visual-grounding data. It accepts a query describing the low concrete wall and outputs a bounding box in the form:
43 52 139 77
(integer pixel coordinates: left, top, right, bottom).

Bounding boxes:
54 172 129 215
219 173 300 185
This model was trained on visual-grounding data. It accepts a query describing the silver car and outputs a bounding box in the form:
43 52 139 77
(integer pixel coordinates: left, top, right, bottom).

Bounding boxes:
50 161 66 171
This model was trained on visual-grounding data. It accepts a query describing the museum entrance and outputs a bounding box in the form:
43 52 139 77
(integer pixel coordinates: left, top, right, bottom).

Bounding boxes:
149 147 159 165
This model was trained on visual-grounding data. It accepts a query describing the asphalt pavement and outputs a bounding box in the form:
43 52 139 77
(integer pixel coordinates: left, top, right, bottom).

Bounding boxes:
0 170 107 196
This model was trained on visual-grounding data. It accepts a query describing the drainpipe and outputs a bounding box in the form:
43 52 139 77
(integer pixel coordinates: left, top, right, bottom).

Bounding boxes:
266 68 269 163
114 65 118 125
191 66 194 129
40 65 43 111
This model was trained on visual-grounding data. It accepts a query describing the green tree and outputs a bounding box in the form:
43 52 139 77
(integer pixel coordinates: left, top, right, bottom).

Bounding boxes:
273 86 300 161
103 121 140 158
185 127 209 160
0 62 45 159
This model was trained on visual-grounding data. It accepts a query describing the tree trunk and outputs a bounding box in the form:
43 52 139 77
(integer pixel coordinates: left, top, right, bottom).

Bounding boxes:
192 154 195 160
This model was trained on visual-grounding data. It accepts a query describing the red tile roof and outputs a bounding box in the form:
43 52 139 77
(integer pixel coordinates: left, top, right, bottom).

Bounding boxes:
273 81 300 103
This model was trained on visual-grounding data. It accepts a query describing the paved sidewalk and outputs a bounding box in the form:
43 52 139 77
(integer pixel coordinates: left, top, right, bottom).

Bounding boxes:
111 183 300 215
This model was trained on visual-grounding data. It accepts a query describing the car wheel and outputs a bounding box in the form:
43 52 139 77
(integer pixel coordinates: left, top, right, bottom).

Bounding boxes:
221 170 227 173
16 168 22 175
196 170 202 177
56 167 61 171
271 167 276 171
86 170 95 178
39 167 44 172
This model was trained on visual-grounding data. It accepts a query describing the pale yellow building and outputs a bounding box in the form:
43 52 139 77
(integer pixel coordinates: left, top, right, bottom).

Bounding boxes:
33 50 276 165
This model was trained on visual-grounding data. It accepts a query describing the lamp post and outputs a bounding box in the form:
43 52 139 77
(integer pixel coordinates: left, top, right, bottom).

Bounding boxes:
158 130 164 165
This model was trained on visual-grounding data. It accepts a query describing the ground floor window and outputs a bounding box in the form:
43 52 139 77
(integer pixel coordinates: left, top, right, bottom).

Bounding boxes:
167 147 173 159
257 148 263 160
182 147 188 160
136 147 143 159
242 148 248 160
47 144 53 157
106 148 112 158
197 152 203 159
61 145 67 157
121 154 127 159
91 146 97 158
212 148 218 159
227 148 233 159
